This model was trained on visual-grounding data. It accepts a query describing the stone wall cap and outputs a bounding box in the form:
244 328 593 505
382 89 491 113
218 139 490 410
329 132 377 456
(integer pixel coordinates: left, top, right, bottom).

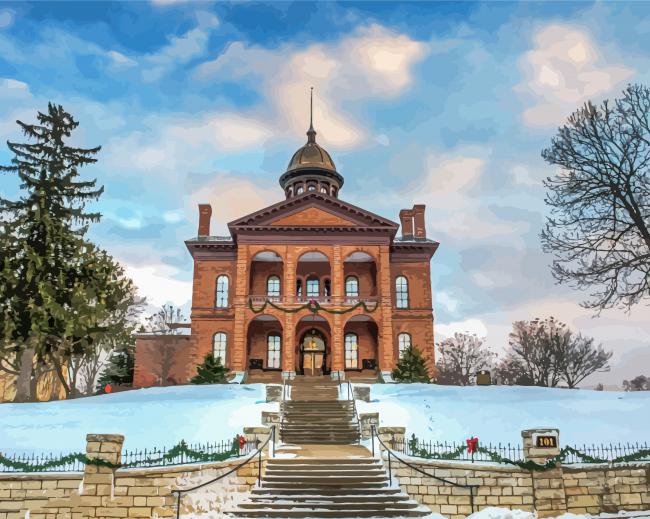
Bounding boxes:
86 434 125 442
378 426 406 433
359 412 379 418
521 428 559 437
243 426 271 434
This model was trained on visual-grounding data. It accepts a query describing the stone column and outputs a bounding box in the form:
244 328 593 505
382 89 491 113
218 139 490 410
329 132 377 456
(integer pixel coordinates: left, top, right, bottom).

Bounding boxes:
330 245 345 378
522 428 567 517
282 311 296 379
378 426 406 451
83 434 124 497
377 245 394 374
232 245 250 373
359 412 379 440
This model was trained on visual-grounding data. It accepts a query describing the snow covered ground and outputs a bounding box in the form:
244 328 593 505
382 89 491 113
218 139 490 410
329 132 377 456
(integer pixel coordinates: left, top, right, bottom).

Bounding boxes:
356 383 650 445
0 384 277 455
2 382 650 456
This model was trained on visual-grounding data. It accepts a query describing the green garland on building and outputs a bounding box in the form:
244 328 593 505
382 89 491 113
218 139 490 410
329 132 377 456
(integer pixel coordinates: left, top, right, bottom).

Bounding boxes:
248 298 378 315
407 435 650 472
0 437 240 473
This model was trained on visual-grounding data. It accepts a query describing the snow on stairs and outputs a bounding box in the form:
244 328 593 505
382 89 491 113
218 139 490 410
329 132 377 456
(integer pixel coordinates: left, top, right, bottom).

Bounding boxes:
280 379 360 445
227 457 431 518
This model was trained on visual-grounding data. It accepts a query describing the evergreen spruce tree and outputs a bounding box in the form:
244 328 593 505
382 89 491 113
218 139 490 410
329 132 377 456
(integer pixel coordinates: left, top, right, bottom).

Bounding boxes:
392 345 431 383
0 103 136 400
190 354 230 384
95 346 135 392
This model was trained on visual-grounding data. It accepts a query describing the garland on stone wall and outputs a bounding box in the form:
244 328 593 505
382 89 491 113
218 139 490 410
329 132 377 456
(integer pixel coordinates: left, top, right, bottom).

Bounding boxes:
0 437 240 473
407 435 650 472
248 298 379 315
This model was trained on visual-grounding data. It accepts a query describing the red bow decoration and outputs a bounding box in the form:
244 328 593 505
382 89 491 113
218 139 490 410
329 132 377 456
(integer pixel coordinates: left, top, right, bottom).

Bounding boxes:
466 437 479 454
104 384 113 394
238 435 246 450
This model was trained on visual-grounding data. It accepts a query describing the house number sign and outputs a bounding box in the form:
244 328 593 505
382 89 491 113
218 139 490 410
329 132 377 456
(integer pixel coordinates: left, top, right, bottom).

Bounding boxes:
535 435 558 448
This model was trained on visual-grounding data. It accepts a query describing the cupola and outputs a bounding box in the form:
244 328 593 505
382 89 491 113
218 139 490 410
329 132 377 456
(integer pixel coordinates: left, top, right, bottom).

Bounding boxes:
279 88 344 199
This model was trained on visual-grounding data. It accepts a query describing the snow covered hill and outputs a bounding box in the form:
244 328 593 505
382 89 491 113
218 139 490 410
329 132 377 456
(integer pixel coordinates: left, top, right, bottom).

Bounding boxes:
357 383 650 445
0 384 276 455
1 383 649 455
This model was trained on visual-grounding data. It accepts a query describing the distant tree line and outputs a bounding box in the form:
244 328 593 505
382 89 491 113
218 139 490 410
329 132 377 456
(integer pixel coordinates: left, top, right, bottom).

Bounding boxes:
434 317 612 389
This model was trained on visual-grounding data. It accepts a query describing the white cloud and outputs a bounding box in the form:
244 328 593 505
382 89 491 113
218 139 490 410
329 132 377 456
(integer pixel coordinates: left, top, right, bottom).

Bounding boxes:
123 261 192 307
517 24 634 127
0 9 13 29
436 319 489 340
189 172 280 233
194 24 427 150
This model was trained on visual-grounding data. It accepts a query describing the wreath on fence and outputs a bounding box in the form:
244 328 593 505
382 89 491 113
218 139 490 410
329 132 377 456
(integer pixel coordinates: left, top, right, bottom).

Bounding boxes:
407 435 650 472
249 298 379 315
0 436 241 473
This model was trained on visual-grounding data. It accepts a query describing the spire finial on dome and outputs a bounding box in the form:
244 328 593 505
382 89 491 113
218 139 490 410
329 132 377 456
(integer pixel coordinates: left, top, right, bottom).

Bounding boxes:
307 86 316 144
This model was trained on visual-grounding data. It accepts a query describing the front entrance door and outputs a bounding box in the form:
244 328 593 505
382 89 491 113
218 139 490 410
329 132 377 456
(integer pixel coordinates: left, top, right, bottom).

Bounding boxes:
299 329 327 376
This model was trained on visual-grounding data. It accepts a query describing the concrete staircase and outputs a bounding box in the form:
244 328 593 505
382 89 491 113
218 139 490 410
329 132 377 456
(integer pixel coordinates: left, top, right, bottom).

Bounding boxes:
280 379 360 445
231 457 431 518
226 377 431 518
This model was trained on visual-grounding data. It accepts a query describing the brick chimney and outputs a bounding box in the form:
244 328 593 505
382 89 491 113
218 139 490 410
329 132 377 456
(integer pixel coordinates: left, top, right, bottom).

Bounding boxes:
399 209 414 240
198 204 212 237
413 204 426 239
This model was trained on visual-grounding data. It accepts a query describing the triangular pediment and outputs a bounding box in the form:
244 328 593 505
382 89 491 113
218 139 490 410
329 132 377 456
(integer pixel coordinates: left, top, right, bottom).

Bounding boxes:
228 193 398 232
269 206 358 227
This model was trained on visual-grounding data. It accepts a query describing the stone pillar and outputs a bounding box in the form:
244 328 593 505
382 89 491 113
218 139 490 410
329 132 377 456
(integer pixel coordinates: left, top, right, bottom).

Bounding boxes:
522 428 567 517
282 311 295 378
244 426 272 454
353 385 370 402
83 434 124 497
359 413 379 440
232 245 250 373
378 426 406 451
261 412 281 427
266 385 282 402
377 244 394 374
330 245 345 378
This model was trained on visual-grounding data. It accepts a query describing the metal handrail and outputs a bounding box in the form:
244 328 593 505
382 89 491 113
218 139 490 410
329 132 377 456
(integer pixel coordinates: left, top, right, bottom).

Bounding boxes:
370 425 477 513
172 426 276 519
340 379 361 444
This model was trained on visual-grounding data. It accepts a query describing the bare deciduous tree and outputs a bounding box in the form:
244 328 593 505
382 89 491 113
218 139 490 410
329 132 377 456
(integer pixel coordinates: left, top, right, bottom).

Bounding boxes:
435 333 496 386
498 317 612 388
541 84 650 312
145 304 187 334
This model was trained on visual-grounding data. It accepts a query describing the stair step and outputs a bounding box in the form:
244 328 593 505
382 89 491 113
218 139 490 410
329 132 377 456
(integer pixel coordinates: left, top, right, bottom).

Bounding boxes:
250 487 404 496
264 469 386 477
237 501 421 510
226 507 432 518
247 494 410 502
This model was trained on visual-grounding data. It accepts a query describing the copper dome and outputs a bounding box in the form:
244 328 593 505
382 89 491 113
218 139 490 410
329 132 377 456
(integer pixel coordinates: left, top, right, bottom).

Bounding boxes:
286 139 337 174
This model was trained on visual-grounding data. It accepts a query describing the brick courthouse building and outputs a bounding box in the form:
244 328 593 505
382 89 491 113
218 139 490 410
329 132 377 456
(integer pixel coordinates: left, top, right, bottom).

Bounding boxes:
133 118 439 386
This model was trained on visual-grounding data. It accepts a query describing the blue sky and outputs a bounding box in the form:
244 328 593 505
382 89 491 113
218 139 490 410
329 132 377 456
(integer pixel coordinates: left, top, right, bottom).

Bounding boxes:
1 1 649 385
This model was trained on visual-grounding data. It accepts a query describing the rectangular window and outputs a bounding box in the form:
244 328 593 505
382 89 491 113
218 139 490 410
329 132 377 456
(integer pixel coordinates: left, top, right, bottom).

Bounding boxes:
345 334 358 369
267 335 281 369
306 278 320 298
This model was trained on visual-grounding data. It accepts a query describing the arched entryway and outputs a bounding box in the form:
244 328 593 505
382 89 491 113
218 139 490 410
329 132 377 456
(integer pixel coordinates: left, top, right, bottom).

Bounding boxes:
246 315 283 382
343 315 379 377
295 316 331 376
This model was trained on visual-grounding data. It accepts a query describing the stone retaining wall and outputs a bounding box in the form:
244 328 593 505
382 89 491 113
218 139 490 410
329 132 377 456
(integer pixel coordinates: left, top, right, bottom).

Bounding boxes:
0 433 268 519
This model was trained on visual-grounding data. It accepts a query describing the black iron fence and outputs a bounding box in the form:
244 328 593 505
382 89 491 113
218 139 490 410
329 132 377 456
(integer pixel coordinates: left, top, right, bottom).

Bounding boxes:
0 437 258 473
561 442 650 464
392 438 524 462
0 452 86 473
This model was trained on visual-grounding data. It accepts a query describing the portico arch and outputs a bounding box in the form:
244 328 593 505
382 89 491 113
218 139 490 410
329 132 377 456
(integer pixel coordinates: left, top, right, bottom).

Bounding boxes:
295 315 331 376
296 251 331 303
343 314 379 377
246 315 283 381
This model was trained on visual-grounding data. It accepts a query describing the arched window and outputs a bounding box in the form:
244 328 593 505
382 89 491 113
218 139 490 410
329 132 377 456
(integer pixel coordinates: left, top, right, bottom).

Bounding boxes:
288 187 294 197
296 279 303 299
215 275 229 308
213 333 227 364
307 182 317 192
320 186 327 194
323 278 331 298
267 334 281 369
345 276 359 298
306 276 320 298
296 185 304 195
395 276 409 309
398 333 411 358
267 276 280 298
345 333 359 369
